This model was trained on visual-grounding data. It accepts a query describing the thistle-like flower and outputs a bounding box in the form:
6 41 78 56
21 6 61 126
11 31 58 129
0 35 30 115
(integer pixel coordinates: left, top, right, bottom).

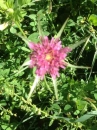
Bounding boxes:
28 36 71 79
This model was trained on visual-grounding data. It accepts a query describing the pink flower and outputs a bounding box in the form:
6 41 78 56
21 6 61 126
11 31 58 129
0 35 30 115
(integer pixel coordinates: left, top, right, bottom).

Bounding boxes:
28 36 71 79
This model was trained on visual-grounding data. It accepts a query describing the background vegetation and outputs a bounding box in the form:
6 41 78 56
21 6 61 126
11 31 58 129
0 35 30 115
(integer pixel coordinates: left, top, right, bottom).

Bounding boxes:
0 0 97 129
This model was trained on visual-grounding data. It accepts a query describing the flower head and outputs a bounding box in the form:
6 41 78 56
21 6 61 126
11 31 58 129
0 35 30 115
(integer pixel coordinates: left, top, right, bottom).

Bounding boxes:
28 36 71 79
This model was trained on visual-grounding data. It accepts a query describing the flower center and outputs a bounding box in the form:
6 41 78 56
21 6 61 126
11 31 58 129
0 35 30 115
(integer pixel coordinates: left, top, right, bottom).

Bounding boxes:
45 52 53 61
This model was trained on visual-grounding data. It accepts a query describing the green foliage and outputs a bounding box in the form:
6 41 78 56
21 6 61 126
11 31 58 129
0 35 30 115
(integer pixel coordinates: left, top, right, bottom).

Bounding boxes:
88 14 97 26
1 0 97 130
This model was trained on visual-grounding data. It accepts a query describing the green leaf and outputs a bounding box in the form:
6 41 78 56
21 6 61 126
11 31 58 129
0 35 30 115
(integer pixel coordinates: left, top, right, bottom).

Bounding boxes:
51 104 60 110
16 0 31 6
88 14 97 26
94 93 97 100
21 47 30 52
75 111 97 122
0 100 7 106
68 37 90 50
0 0 7 10
64 104 72 111
74 110 80 115
1 123 12 130
52 78 58 100
76 99 87 110
67 62 91 69
10 27 17 34
55 17 69 38
28 33 39 42
90 0 97 3
67 19 75 26
88 48 97 79
29 14 36 20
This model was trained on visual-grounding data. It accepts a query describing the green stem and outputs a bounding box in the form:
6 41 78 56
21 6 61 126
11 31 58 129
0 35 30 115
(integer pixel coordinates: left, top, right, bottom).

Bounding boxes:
44 76 53 93
16 21 27 38
37 13 44 37
16 66 28 75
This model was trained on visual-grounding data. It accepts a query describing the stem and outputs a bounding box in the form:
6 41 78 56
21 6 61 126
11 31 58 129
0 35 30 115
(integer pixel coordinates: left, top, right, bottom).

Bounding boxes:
52 77 58 100
16 21 27 38
16 66 28 75
37 12 44 37
44 76 53 93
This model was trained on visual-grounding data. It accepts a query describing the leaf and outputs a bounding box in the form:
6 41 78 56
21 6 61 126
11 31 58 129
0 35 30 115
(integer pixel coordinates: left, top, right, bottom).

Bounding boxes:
21 47 30 52
52 78 58 100
75 111 97 122
64 104 72 111
68 37 90 50
28 14 36 20
66 62 91 69
88 49 97 79
94 93 97 100
0 0 7 10
0 100 7 106
49 119 54 126
76 36 90 62
76 99 87 110
74 110 80 115
67 19 75 26
27 75 40 99
90 0 97 4
55 17 69 39
88 14 97 26
51 104 60 110
28 33 39 42
16 0 31 6
1 124 12 130
10 27 17 34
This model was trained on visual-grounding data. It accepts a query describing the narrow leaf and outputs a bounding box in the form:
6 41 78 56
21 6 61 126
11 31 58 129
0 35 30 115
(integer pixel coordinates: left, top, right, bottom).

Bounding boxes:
76 36 90 62
55 17 69 39
75 111 97 122
66 62 91 69
88 50 97 80
27 75 40 99
68 36 90 50
52 78 58 100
